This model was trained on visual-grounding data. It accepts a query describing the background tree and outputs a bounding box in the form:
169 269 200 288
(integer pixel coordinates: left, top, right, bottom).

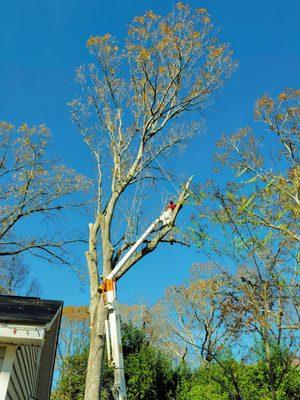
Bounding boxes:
213 88 299 243
188 88 299 400
70 3 235 397
0 255 40 296
56 306 90 379
156 264 247 400
0 121 89 263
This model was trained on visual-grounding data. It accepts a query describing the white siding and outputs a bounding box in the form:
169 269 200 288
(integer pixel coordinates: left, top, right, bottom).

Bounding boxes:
0 346 16 400
6 346 41 400
0 347 5 371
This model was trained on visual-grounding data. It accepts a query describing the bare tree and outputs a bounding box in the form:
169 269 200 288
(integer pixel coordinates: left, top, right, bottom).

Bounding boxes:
70 3 235 398
157 264 246 400
0 256 40 296
0 121 89 264
56 306 90 377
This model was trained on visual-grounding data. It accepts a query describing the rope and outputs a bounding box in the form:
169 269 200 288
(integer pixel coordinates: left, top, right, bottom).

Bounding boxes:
126 151 180 242
151 151 181 195
126 166 143 241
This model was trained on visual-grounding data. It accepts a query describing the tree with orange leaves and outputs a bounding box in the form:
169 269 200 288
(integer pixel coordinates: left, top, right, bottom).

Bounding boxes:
70 3 235 398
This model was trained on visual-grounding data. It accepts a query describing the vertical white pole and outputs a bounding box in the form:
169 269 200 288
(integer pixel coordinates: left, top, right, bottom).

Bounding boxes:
106 283 127 400
0 345 16 400
105 319 112 364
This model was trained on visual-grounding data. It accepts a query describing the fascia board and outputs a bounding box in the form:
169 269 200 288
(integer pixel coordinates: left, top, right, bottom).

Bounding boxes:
0 324 45 347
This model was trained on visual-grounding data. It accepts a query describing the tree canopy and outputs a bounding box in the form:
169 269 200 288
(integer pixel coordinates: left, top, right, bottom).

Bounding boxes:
0 122 89 264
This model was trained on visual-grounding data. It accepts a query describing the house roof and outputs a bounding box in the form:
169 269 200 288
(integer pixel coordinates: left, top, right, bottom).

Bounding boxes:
0 295 63 400
0 295 62 326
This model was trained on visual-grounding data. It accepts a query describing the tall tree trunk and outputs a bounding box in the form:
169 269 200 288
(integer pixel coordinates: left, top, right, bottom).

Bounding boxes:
84 219 114 400
84 299 107 400
84 221 108 400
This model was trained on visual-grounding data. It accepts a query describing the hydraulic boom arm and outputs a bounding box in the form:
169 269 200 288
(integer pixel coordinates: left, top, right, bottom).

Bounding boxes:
100 206 174 400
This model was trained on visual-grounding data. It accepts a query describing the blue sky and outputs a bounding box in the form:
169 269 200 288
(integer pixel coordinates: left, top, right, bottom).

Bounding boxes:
1 0 299 306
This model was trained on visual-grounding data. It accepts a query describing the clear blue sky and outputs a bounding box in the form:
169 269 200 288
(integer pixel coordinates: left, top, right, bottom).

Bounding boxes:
1 0 299 306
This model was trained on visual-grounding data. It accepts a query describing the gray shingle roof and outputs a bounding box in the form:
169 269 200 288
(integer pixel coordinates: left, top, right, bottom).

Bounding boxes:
0 295 62 326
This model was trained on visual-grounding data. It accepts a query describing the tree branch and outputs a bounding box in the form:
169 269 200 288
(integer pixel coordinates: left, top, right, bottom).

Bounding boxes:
114 177 192 280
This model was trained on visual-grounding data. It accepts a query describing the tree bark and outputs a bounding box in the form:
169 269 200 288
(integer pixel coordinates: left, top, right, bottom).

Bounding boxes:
84 300 106 400
84 299 107 400
84 221 109 400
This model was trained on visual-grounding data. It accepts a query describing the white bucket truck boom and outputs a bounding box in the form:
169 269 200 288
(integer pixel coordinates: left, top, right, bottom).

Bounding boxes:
99 203 175 400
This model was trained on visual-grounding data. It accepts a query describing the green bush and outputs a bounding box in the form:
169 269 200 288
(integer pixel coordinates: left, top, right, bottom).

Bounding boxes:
52 323 178 400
